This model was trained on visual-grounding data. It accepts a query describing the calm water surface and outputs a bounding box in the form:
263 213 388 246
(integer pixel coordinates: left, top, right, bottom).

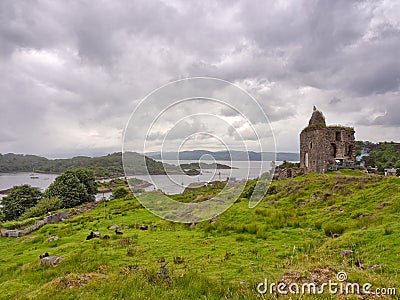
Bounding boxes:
0 160 289 196
0 172 111 201
133 160 277 194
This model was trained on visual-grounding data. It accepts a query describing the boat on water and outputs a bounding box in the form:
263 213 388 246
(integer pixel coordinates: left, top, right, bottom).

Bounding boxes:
30 166 40 179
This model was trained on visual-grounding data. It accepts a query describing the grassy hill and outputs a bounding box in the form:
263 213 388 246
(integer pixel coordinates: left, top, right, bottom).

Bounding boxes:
0 170 399 299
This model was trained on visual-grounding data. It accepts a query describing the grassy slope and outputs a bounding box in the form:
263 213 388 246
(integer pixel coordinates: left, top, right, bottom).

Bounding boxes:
0 170 399 299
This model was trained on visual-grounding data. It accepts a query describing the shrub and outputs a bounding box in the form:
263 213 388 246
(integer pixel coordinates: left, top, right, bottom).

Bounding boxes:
113 186 130 199
267 185 278 195
235 235 246 242
127 247 136 257
173 256 185 264
314 220 323 230
21 197 62 219
255 208 268 217
256 229 268 239
384 225 394 235
323 222 346 236
240 181 256 198
245 223 258 234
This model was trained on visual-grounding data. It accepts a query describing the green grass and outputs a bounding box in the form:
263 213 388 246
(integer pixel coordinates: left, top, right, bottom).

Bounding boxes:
0 170 399 299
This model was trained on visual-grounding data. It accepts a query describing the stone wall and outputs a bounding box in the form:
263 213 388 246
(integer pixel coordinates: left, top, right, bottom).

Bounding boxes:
1 202 98 238
276 167 305 180
0 211 72 238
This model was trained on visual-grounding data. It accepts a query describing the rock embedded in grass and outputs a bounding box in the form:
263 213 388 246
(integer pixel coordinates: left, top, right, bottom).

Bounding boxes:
369 264 382 270
40 256 64 267
48 235 59 242
340 250 354 257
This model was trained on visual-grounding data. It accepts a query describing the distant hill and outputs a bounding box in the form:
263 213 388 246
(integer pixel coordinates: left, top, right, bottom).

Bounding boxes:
147 150 300 162
0 150 300 178
0 152 180 177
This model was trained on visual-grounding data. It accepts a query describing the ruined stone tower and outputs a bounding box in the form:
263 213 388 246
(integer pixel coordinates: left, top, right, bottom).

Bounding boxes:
300 107 355 173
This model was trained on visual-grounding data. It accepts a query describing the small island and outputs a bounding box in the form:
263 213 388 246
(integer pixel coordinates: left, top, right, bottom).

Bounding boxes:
179 162 236 176
180 162 236 170
184 168 201 176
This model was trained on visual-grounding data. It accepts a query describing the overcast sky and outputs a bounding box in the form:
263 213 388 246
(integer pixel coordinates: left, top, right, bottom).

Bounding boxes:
1 0 399 157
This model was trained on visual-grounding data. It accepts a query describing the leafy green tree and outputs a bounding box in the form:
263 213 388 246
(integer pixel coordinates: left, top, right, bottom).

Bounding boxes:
44 168 96 208
358 141 400 172
70 168 97 196
1 185 42 221
361 155 374 167
112 186 130 199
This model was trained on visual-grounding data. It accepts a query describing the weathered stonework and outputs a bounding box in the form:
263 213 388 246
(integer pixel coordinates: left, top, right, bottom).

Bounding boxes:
300 107 355 173
276 167 305 180
1 202 99 238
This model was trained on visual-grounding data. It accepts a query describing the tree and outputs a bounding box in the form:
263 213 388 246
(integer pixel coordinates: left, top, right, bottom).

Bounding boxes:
1 185 42 221
44 168 96 208
70 168 97 197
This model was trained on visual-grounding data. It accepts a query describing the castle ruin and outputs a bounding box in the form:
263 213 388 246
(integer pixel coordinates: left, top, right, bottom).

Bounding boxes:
300 107 355 173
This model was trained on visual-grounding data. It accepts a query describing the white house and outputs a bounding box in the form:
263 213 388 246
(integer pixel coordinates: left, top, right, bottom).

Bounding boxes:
384 168 397 176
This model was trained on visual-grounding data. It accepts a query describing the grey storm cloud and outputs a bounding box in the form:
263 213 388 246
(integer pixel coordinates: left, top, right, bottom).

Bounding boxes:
147 120 209 141
357 98 400 127
329 97 342 105
0 0 399 156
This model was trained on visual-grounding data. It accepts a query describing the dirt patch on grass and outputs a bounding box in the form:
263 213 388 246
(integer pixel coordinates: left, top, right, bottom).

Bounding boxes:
54 272 107 288
280 267 335 286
